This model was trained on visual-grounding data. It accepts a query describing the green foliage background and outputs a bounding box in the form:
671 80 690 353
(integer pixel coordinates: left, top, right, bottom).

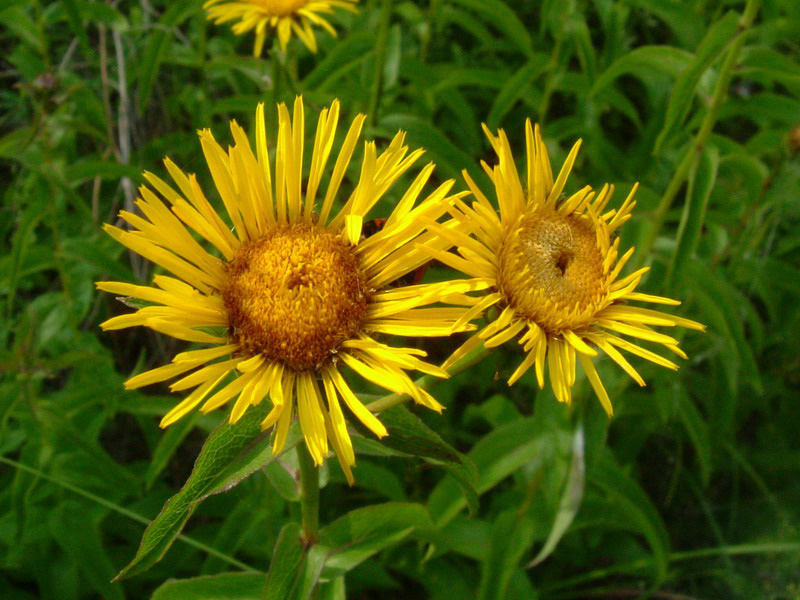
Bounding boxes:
2 0 799 598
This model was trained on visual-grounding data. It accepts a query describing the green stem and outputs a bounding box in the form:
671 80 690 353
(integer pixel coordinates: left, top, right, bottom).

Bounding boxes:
296 443 320 546
366 344 492 413
634 0 760 268
366 0 393 128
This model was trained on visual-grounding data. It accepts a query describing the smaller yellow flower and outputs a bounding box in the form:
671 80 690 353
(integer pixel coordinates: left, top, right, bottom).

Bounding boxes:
428 121 705 415
205 0 358 55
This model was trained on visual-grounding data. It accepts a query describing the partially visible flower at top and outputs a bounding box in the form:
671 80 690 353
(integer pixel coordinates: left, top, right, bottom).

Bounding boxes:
97 97 475 483
426 121 705 415
204 0 358 55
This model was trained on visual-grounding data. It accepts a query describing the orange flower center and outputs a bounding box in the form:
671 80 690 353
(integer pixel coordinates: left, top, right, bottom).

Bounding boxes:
499 207 608 334
222 224 369 370
256 0 308 16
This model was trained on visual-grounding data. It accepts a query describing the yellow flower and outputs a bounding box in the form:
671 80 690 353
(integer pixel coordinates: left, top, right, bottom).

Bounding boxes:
204 0 358 55
428 121 705 415
98 97 472 483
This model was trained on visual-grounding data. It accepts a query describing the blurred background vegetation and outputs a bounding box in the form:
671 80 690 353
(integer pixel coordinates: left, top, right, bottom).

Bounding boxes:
2 0 799 598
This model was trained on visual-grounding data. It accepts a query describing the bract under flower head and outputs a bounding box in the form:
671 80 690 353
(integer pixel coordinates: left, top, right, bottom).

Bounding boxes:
428 120 705 415
97 97 475 483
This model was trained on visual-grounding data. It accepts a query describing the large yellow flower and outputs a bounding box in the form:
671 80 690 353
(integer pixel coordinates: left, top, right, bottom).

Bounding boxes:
204 0 358 55
98 97 472 482
427 121 705 415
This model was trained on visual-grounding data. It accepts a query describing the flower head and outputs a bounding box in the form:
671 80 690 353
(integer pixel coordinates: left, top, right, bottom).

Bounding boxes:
428 121 705 414
204 0 358 55
98 97 471 482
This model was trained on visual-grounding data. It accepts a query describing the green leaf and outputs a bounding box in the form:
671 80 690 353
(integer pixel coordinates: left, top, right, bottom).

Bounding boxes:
654 11 740 152
627 0 704 48
264 525 330 600
434 458 479 517
49 502 126 600
1 6 45 52
264 456 301 502
78 2 128 29
428 417 540 527
383 24 402 90
477 510 537 600
666 145 720 288
590 450 671 581
3 201 47 322
201 424 302 503
590 46 693 96
302 32 375 91
115 403 288 580
370 405 459 462
430 67 505 94
320 502 433 577
739 46 800 88
67 159 143 186
720 93 800 125
364 405 479 515
487 59 547 129
469 398 575 595
0 126 33 160
61 236 130 282
525 423 586 568
440 5 495 49
59 0 92 59
144 412 199 490
760 257 800 297
449 0 533 58
688 261 762 395
675 388 712 486
567 12 597 82
320 577 346 600
297 545 329 600
151 573 265 600
264 523 305 600
137 1 198 113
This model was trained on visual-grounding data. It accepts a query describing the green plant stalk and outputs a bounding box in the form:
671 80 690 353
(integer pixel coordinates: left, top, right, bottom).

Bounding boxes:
296 443 320 545
366 0 393 128
635 0 761 268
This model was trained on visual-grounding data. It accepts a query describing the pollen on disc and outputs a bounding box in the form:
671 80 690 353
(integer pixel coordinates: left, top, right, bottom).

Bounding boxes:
499 208 608 334
221 223 369 370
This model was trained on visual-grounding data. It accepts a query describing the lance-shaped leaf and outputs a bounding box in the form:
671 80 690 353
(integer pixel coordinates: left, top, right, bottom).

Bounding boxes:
654 11 740 153
151 573 265 600
525 422 586 568
666 145 720 289
115 403 299 580
354 405 479 515
320 502 434 577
